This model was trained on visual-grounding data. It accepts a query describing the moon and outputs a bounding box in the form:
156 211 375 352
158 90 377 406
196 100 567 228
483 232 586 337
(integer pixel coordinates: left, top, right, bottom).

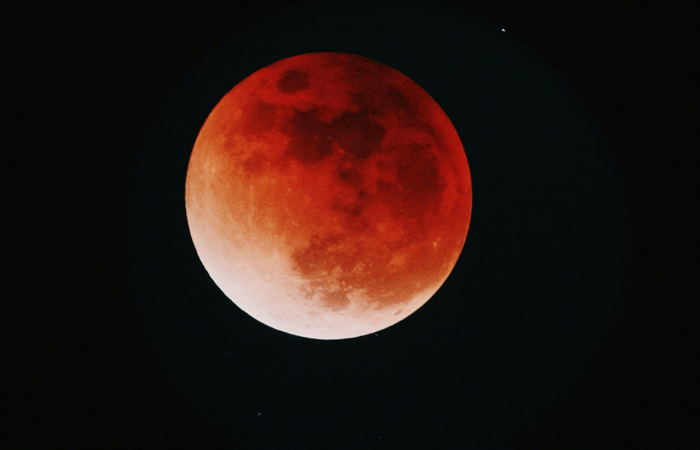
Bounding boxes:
185 52 472 339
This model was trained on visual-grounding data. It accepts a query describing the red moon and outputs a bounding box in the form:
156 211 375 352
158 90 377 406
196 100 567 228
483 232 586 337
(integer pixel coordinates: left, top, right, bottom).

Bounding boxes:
185 53 472 339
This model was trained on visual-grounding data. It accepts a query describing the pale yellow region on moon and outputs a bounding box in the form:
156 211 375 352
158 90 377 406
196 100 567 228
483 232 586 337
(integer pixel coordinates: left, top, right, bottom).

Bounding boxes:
191 215 446 339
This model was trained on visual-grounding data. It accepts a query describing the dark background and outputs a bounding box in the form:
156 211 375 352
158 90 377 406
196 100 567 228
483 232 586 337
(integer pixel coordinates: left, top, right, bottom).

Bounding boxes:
5 2 697 449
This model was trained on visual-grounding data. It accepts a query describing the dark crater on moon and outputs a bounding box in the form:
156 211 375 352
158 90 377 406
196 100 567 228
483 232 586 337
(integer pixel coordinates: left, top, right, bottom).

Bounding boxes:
277 69 310 93
281 104 387 164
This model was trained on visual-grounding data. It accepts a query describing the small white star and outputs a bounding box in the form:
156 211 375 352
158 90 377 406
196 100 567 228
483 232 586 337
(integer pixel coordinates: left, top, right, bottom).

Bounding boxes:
502 29 506 32
257 413 261 416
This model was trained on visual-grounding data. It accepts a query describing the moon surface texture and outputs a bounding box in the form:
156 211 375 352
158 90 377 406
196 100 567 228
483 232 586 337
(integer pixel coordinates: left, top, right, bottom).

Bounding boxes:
185 53 472 339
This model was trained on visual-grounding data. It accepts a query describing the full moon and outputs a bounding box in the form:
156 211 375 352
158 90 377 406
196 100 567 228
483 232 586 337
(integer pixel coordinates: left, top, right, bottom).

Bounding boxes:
185 52 472 339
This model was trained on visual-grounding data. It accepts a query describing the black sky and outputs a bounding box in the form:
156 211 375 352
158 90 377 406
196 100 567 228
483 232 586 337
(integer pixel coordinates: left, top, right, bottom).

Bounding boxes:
5 2 697 449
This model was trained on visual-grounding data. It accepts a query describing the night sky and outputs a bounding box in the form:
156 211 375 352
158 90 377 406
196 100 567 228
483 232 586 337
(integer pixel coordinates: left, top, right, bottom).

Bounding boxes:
6 2 697 449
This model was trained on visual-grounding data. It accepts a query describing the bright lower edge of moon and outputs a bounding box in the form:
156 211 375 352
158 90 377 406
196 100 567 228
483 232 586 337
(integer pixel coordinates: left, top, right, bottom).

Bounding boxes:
185 52 472 339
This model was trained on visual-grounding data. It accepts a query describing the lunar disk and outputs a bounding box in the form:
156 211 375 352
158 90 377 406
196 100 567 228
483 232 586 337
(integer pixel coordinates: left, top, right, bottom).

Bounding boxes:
185 52 472 339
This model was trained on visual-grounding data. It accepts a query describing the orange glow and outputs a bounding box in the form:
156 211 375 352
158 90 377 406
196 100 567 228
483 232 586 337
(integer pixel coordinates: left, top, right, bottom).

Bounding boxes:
185 53 472 339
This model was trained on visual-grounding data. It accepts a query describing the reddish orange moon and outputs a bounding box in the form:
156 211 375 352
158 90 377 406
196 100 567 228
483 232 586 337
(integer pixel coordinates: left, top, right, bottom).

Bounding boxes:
185 53 472 339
